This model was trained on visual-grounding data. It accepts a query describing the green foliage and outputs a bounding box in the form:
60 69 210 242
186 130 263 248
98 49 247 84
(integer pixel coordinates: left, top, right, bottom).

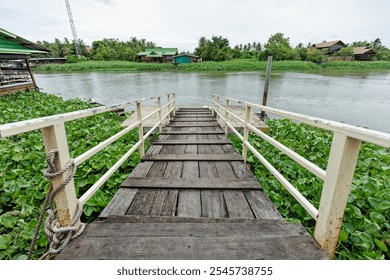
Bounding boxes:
194 36 233 61
36 38 90 58
306 48 325 63
65 55 90 64
91 37 155 61
229 119 390 260
36 60 324 72
0 91 147 259
260 33 297 61
335 46 354 56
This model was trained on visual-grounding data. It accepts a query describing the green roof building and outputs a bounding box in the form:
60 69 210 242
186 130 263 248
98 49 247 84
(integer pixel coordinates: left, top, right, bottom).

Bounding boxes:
138 48 178 63
0 28 49 95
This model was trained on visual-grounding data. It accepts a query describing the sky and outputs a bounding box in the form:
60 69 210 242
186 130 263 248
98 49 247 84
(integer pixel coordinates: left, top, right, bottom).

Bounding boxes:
1 0 390 52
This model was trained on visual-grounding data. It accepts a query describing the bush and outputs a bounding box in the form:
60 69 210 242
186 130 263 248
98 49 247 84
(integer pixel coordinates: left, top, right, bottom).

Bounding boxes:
306 49 325 63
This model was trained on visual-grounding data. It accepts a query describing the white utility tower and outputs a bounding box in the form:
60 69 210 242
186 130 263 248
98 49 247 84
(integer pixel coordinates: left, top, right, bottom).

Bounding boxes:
64 0 81 56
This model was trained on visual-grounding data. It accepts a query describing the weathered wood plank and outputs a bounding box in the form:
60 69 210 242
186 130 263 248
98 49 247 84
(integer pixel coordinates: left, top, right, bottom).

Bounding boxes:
167 124 220 127
152 139 231 145
141 154 244 161
178 161 202 217
121 177 261 189
99 188 138 218
171 118 216 122
57 219 328 260
244 190 283 220
100 161 153 218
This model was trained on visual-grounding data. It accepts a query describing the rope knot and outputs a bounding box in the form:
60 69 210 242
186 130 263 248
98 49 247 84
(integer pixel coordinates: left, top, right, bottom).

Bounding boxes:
28 148 85 260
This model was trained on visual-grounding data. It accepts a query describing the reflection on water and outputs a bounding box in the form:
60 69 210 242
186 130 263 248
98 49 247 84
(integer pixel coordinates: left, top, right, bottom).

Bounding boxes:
35 71 390 132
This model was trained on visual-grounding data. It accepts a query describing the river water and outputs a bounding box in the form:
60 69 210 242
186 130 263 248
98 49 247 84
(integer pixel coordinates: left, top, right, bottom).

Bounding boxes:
35 71 390 132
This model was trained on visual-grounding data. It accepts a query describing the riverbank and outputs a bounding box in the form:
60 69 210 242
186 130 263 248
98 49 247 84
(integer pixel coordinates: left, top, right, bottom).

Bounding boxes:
35 60 390 73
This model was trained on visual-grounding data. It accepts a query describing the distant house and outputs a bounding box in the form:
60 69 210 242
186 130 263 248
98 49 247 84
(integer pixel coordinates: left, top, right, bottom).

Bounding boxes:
312 40 346 54
353 47 376 61
137 48 178 63
0 28 49 95
173 54 200 64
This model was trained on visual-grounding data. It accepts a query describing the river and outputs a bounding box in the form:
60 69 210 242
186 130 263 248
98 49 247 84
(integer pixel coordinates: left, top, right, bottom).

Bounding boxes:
35 71 390 132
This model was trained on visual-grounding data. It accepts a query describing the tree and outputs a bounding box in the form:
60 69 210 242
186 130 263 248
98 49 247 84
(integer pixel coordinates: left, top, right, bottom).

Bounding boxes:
194 35 233 61
306 48 324 63
261 33 297 61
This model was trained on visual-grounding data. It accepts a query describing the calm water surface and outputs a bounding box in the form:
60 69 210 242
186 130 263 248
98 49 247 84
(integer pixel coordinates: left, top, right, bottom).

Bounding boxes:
35 71 390 132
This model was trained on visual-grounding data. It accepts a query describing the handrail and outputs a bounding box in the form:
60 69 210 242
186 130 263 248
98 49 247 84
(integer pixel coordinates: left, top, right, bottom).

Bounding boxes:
0 93 172 138
212 94 390 258
0 93 176 235
214 95 390 148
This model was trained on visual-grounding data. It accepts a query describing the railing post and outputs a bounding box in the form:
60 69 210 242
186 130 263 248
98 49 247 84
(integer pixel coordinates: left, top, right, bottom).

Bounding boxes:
224 99 230 135
211 95 215 116
242 105 251 162
172 93 176 116
314 132 362 258
216 96 220 120
260 56 272 120
167 94 171 120
41 123 79 227
136 101 145 157
157 96 162 132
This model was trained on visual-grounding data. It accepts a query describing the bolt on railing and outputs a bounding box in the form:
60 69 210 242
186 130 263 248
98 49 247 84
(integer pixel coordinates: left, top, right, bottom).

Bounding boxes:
212 94 390 258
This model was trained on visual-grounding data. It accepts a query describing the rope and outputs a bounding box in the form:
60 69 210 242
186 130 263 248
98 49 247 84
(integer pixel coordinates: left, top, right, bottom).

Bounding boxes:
28 149 85 260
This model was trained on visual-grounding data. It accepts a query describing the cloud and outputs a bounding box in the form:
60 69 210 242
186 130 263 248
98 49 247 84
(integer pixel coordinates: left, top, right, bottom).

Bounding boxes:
94 0 114 5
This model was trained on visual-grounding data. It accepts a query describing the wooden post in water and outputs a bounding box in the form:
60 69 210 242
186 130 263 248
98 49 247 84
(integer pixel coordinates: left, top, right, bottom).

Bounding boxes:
260 56 272 120
41 123 79 227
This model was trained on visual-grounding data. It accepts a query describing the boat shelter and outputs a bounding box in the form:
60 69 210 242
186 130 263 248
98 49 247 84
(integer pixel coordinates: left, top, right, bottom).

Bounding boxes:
0 28 49 95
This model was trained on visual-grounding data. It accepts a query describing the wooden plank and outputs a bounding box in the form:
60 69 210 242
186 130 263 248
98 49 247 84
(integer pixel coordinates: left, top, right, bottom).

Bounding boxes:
99 188 137 218
121 177 262 189
178 161 202 217
58 219 328 260
214 161 255 219
141 154 244 161
159 131 224 135
166 124 219 127
244 190 283 220
152 139 231 145
171 118 216 122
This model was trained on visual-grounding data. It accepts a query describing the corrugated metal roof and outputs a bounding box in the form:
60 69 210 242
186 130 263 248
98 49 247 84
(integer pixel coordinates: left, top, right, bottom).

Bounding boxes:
173 54 199 58
138 48 178 56
0 28 49 55
313 40 346 48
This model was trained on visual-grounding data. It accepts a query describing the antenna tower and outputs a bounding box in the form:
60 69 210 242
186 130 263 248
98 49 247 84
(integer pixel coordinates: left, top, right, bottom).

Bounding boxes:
64 0 81 56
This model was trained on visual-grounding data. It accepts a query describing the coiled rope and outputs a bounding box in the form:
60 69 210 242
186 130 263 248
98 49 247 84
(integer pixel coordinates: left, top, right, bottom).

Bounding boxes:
28 149 85 260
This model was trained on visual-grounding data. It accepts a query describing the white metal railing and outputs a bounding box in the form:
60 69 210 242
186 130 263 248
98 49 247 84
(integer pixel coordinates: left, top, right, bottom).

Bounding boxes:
212 94 390 258
0 93 176 228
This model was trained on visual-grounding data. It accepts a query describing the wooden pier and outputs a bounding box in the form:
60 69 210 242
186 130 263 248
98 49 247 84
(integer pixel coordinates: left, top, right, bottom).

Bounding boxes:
58 107 327 260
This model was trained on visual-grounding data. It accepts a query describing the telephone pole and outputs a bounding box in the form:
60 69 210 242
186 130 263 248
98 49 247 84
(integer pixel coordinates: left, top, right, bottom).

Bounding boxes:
64 0 81 56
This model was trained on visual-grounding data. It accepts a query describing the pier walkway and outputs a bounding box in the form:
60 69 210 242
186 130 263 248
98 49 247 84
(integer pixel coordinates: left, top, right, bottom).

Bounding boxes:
57 107 327 259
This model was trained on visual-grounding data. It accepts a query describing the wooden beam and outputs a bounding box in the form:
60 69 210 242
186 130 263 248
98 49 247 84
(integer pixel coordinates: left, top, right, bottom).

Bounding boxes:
121 177 261 189
166 124 219 127
159 131 225 135
152 139 232 145
141 154 244 161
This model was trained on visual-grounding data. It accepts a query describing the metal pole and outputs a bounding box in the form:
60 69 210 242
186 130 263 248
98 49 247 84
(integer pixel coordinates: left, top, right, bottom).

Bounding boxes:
260 56 272 120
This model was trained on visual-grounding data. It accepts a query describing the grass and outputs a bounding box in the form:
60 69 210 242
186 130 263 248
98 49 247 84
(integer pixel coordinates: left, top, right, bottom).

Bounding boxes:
35 60 390 73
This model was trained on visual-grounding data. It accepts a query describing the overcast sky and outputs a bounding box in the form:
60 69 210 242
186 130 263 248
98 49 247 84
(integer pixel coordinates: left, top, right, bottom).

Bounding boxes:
1 0 390 51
